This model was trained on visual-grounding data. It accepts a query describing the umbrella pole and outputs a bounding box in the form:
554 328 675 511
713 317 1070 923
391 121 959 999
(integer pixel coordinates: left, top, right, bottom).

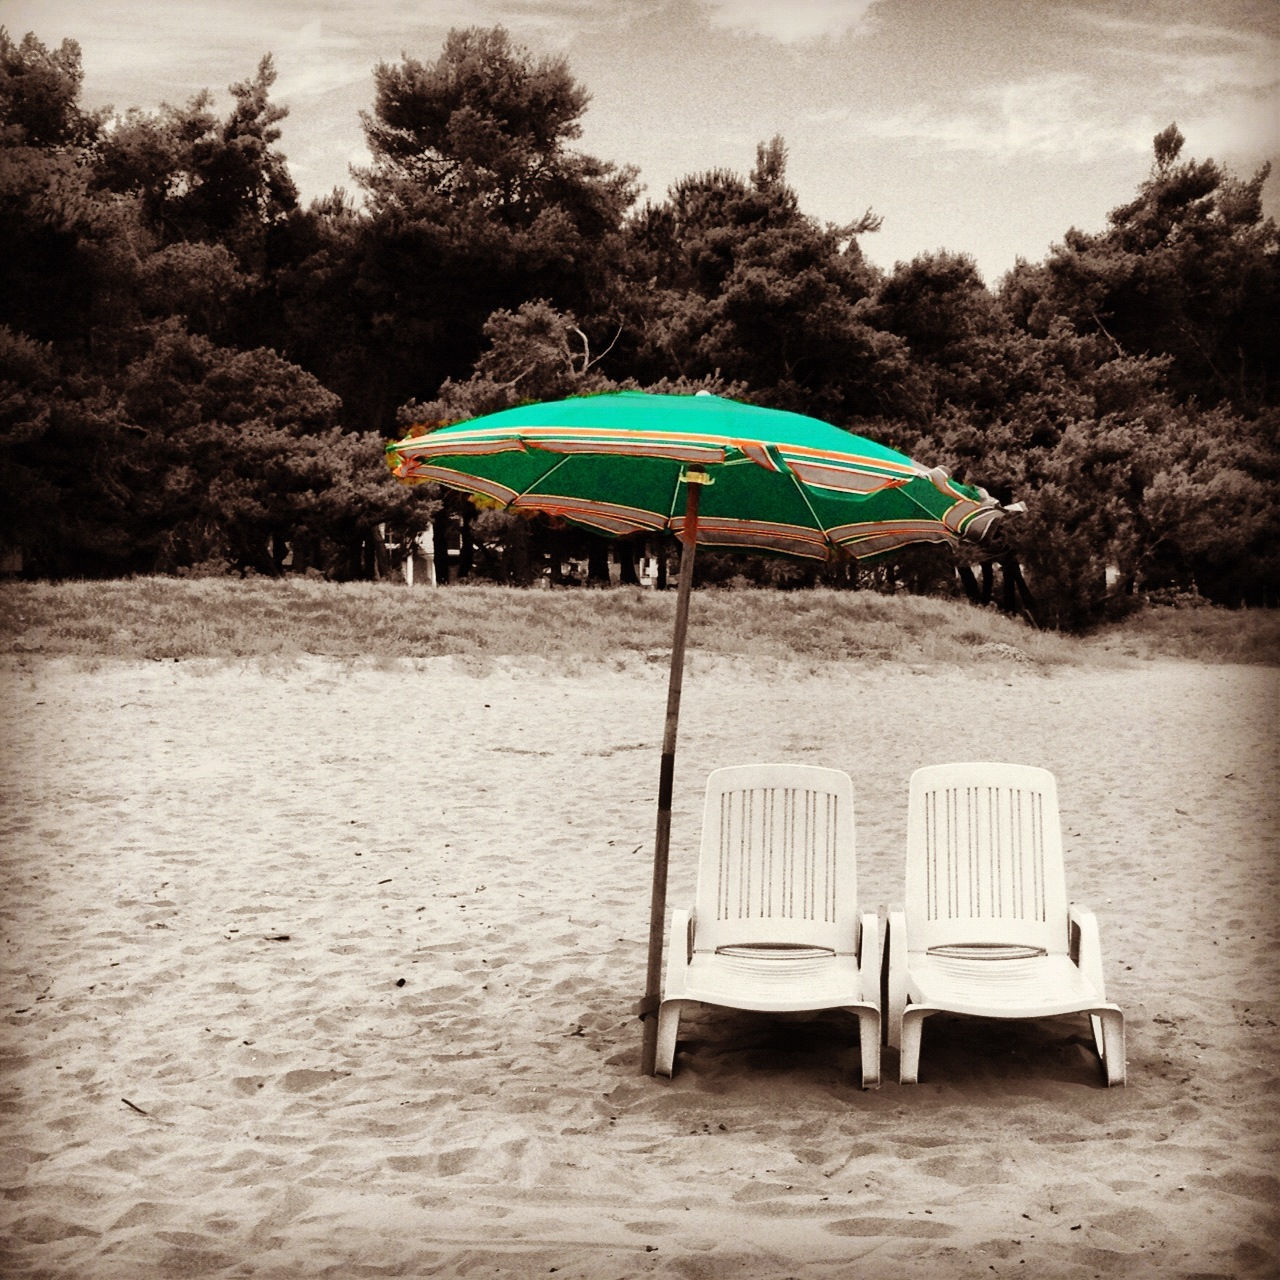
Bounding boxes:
640 471 706 1076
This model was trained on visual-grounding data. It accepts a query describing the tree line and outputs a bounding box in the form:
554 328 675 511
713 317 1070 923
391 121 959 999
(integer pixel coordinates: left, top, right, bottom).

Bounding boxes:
2 25 1276 627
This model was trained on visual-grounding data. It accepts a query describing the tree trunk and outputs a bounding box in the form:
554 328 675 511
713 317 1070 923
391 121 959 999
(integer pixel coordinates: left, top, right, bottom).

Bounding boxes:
587 539 610 585
433 510 451 584
509 518 532 586
1000 554 1018 615
271 532 289 575
1008 556 1039 628
369 529 391 580
547 527 566 585
459 507 474 579
618 539 640 586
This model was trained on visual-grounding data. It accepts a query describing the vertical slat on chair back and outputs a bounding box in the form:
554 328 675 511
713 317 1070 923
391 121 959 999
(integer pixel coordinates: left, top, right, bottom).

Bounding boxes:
694 765 857 953
906 763 1069 953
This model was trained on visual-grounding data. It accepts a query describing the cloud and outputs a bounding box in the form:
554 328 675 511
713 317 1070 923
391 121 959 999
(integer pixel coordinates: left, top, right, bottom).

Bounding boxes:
835 4 1276 167
1066 4 1278 61
857 13 1278 170
703 0 878 43
265 21 384 101
1062 6 1280 118
1062 9 1280 161
860 74 1160 163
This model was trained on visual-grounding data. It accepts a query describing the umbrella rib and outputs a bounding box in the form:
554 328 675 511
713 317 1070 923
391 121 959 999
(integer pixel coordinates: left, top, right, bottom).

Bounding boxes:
666 471 687 528
785 466 835 552
893 474 983 537
510 453 573 505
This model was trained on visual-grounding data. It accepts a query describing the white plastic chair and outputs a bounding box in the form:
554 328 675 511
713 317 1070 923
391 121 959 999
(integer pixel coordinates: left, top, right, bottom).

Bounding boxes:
887 763 1125 1085
655 764 880 1088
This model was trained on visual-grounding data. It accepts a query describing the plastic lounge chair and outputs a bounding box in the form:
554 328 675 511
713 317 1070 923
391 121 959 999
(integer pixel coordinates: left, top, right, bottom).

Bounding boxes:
655 764 881 1088
886 762 1125 1085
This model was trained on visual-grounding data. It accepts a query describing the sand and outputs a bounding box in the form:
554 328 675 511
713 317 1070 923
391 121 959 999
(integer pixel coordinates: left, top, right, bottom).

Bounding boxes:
1 650 1277 1279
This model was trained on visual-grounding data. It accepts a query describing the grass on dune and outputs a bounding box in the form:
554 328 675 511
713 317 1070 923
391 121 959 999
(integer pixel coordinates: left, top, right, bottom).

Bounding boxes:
0 577 1276 667
1086 602 1280 665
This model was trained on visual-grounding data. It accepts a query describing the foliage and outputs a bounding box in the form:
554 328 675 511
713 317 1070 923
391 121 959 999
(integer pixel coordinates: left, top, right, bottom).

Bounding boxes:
116 325 426 576
0 28 100 147
0 32 426 578
312 25 640 429
400 299 618 426
92 55 298 267
360 26 601 221
1002 124 1280 413
0 324 138 576
617 138 904 421
0 22 1275 628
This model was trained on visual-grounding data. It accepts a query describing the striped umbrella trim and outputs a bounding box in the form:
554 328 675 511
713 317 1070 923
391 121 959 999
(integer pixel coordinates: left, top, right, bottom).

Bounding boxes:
393 461 518 503
737 441 783 472
392 426 919 485
777 441 917 477
391 470 991 557
392 455 1000 557
395 438 524 458
947 501 1003 539
833 522 956 557
394 427 722 466
831 517 960 541
524 437 724 464
511 494 668 535
789 462 909 494
671 516 831 558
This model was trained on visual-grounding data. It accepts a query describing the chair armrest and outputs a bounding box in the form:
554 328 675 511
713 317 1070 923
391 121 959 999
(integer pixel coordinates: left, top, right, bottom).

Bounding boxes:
858 912 882 1006
884 905 907 1049
664 907 694 999
1068 902 1106 999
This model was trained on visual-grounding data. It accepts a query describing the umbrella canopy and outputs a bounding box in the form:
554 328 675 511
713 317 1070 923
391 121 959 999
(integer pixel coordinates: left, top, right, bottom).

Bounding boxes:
386 391 1010 1076
387 390 1003 561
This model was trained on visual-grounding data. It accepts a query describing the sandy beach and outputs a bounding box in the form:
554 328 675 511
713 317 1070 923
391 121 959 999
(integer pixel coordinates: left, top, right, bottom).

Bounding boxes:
2 650 1277 1278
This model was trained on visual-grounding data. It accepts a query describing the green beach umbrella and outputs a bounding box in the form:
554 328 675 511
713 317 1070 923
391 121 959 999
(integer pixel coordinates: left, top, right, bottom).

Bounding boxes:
386 390 1011 1074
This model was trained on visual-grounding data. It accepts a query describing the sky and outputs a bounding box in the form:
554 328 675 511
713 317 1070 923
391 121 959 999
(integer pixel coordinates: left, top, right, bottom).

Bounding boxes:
5 0 1278 283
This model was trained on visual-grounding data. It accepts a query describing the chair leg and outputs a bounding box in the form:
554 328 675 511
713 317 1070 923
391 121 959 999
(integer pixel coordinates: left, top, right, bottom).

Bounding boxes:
884 910 906 1050
887 997 904 1052
856 1008 881 1089
899 1007 929 1083
654 999 683 1077
1096 1010 1126 1086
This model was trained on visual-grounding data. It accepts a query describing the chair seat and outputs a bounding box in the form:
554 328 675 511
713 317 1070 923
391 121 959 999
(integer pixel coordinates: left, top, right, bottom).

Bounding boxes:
683 947 868 1013
904 950 1113 1019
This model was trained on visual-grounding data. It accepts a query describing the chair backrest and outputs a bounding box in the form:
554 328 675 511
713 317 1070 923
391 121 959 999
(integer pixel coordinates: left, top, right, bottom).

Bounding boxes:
693 764 858 954
905 763 1069 954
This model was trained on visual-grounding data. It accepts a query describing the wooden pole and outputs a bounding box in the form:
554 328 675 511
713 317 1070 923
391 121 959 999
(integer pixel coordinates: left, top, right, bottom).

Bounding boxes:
639 472 706 1075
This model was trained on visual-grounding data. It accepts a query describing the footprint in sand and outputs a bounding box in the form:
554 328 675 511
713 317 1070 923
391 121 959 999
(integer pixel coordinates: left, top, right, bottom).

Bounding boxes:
109 1201 177 1229
7 1213 101 1243
825 1216 954 1238
436 1147 479 1176
281 1068 349 1092
230 1069 348 1094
